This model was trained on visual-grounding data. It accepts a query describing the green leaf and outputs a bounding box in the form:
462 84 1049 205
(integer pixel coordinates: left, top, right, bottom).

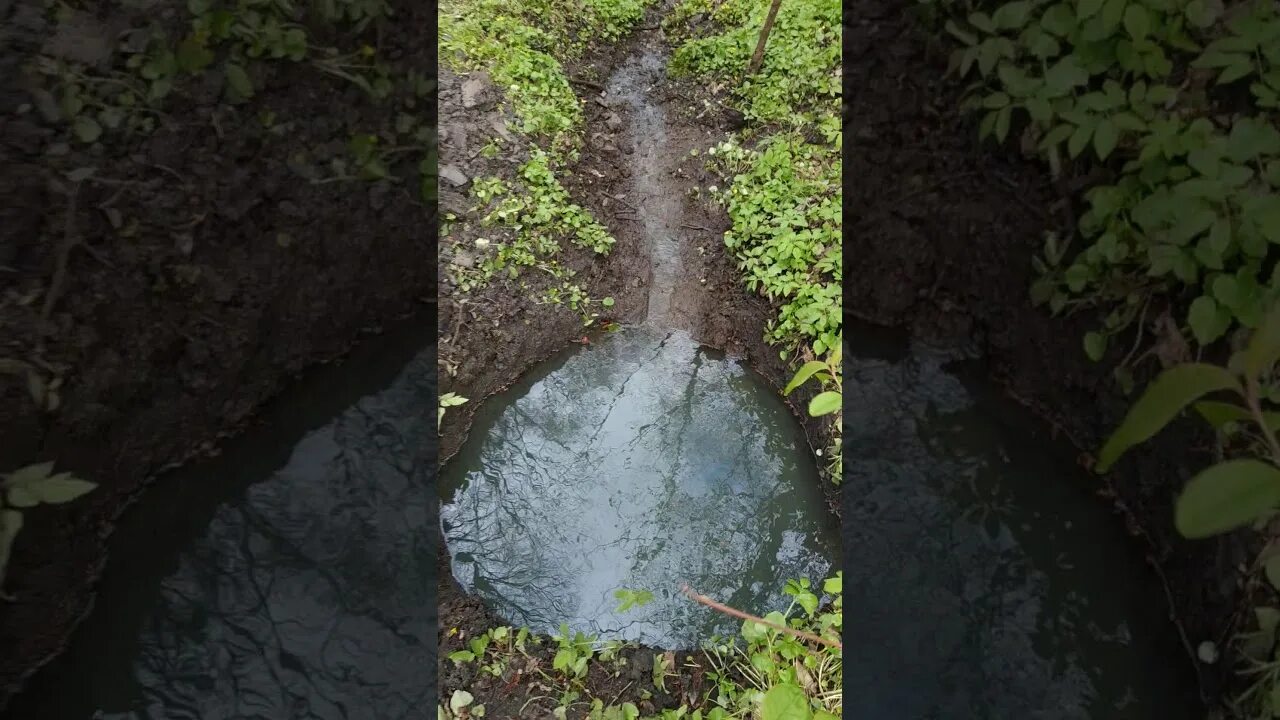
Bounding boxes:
33 474 96 504
1188 295 1231 345
1078 0 1104 20
72 116 101 143
553 648 574 671
784 361 828 395
808 391 841 417
993 1 1032 29
1083 331 1106 361
995 105 1012 142
448 650 476 663
1097 363 1240 472
1245 303 1280 377
1176 460 1280 538
1041 3 1076 35
0 510 23 588
176 35 214 73
1194 400 1251 428
794 591 818 616
1123 5 1150 41
6 486 38 508
760 684 812 720
945 20 978 45
1094 120 1119 159
1219 60 1254 85
1265 553 1280 591
823 574 842 594
225 63 253 101
1101 0 1127 34
3 462 54 489
1068 123 1093 158
601 296 615 307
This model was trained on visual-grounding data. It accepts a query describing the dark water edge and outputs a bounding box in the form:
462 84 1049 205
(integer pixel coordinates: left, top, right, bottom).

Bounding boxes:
4 319 437 720
440 326 841 648
841 324 1201 719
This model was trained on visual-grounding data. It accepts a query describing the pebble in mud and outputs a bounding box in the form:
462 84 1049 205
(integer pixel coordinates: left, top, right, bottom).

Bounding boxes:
439 164 469 187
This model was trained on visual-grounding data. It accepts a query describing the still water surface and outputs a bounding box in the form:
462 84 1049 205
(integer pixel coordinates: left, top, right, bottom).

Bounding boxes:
440 326 840 647
840 330 1200 718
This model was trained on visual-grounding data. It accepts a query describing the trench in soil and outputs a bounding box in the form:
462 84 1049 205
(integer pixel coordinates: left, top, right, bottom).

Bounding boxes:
0 30 1204 720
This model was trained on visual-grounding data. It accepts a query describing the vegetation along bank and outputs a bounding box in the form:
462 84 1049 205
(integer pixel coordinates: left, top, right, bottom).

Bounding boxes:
436 0 842 716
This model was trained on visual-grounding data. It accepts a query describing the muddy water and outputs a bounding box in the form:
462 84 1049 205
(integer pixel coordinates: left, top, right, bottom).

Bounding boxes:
608 48 684 328
440 326 838 646
842 330 1200 718
3 328 438 720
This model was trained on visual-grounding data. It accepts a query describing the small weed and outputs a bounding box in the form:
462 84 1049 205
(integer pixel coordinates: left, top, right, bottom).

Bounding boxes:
0 463 97 598
438 392 468 429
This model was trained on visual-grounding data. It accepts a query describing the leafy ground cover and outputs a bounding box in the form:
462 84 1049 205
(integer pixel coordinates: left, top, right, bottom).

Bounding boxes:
667 0 843 481
436 0 644 345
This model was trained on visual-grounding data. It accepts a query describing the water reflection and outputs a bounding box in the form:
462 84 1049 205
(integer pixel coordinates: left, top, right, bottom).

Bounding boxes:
841 338 1199 719
5 341 436 720
441 327 839 647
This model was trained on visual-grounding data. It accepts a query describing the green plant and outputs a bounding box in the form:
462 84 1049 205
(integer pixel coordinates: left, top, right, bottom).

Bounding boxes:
551 622 596 680
0 462 97 598
439 392 469 428
613 587 655 612
1097 304 1280 717
933 0 1280 371
700 574 842 718
674 0 841 484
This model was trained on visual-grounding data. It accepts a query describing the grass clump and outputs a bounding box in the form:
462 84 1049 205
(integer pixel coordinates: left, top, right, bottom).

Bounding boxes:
439 0 647 321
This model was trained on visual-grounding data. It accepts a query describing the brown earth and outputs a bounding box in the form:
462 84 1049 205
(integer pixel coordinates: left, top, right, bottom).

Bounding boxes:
845 0 1243 707
0 0 436 709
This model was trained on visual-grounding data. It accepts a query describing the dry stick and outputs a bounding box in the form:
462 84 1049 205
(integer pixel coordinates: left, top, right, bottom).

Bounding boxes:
746 0 784 76
680 584 842 650
38 186 81 354
569 76 605 92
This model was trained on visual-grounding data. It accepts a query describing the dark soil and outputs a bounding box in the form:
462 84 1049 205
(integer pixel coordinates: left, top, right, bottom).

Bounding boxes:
436 15 841 717
0 0 435 709
845 0 1243 706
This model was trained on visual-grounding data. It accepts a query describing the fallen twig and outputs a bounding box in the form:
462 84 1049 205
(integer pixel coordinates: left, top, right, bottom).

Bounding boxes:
680 584 842 650
569 76 605 92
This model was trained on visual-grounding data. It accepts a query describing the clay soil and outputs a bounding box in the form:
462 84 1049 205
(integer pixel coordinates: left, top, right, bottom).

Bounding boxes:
0 0 435 709
846 0 1243 707
435 12 841 718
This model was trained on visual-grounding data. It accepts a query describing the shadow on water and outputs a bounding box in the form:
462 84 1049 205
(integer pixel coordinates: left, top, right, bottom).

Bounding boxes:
841 324 1202 718
5 321 437 720
440 325 840 648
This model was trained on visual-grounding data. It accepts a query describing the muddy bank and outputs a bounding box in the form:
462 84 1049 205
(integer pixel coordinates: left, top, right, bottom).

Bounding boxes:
845 0 1237 701
0 0 435 706
437 17 841 717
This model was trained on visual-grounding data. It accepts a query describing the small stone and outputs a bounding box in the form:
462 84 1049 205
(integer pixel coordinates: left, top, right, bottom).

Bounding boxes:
461 72 496 109
439 164 469 187
605 112 623 131
1197 641 1218 664
452 251 476 269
